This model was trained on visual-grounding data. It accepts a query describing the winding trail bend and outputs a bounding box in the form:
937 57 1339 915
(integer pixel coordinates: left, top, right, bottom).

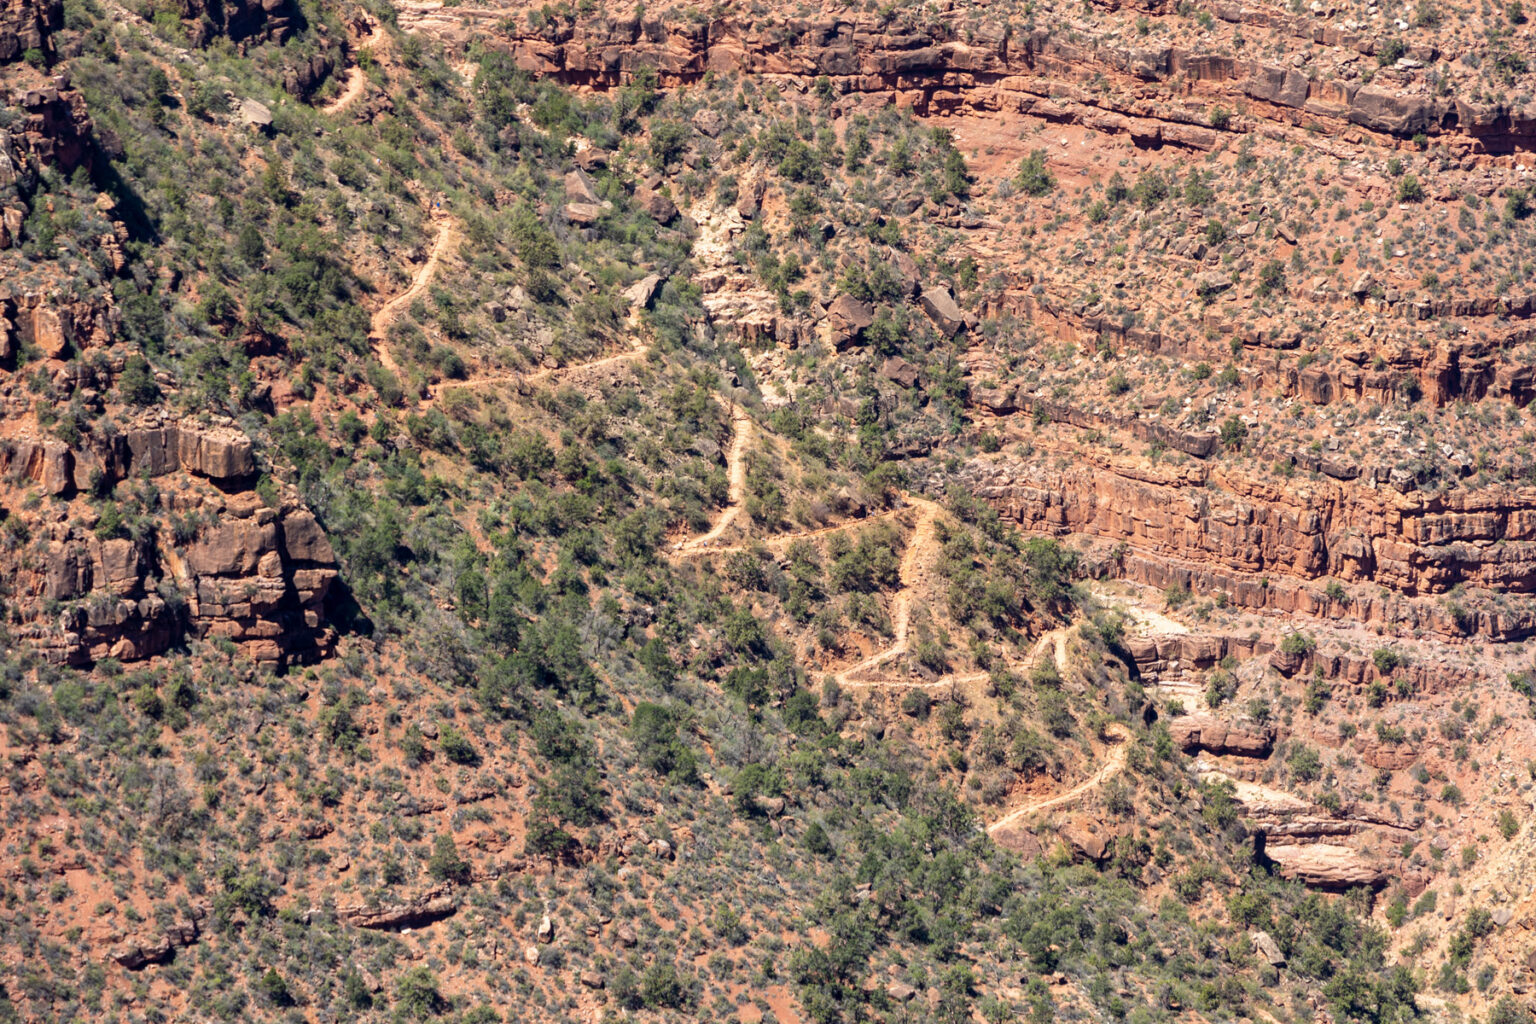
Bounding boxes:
671 504 911 560
321 22 378 116
370 216 456 379
677 405 754 552
986 723 1132 832
830 498 943 686
838 622 1069 693
322 66 369 115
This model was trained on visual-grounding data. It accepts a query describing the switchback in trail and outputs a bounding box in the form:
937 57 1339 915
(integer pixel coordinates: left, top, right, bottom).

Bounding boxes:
370 215 456 379
675 404 754 552
985 723 1132 832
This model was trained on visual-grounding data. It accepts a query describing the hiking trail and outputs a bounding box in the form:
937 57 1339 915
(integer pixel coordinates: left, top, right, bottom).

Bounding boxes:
986 723 1132 832
831 498 943 686
323 67 369 115
322 21 378 116
676 405 754 552
370 216 456 379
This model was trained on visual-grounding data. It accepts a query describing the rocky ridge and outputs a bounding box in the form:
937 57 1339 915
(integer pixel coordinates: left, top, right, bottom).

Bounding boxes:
463 9 1536 153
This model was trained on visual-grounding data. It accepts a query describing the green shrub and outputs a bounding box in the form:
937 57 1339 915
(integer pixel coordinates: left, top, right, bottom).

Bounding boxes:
438 723 479 765
427 834 470 884
1280 632 1316 656
1014 150 1055 196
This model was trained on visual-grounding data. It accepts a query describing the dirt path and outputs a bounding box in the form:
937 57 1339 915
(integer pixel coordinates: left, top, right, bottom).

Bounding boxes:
1027 627 1070 676
321 21 378 116
840 618 1068 694
428 342 651 402
672 504 911 560
676 405 754 552
527 345 649 384
986 723 1132 832
323 66 369 115
370 216 455 379
832 498 943 685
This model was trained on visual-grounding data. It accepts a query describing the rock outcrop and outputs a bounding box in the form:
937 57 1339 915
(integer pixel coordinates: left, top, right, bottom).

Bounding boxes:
1169 714 1274 757
111 914 202 969
339 891 457 929
825 293 873 349
181 0 301 45
1261 841 1388 891
10 77 95 175
0 421 257 498
482 12 1536 152
1 419 340 666
0 0 60 63
963 449 1536 640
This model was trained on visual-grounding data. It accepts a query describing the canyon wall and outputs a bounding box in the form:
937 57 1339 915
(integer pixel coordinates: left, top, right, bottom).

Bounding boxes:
472 11 1536 152
963 450 1536 639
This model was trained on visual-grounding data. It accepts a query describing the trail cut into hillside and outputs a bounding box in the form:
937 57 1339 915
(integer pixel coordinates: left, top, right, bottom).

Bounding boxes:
323 67 368 114
370 216 456 378
322 21 378 115
676 404 754 552
831 498 944 686
986 723 1132 832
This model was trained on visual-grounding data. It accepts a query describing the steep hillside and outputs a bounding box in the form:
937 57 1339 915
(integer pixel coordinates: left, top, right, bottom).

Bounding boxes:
0 0 1534 1022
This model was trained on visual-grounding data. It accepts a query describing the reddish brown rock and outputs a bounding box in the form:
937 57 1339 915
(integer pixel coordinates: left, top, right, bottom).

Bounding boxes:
1059 817 1116 862
124 424 254 481
880 356 920 389
111 917 199 970
919 286 965 338
31 305 69 358
825 293 874 349
1169 714 1274 757
279 510 336 564
634 185 677 223
963 444 1536 639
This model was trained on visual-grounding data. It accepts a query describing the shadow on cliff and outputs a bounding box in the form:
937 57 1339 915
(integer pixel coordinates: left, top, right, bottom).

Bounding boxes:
322 578 373 642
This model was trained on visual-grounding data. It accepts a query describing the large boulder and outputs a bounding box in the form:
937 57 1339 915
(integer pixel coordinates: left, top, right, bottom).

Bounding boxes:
623 273 663 310
919 286 965 337
562 202 603 225
634 185 677 223
825 293 874 349
879 355 920 389
564 168 600 205
1059 817 1116 862
1250 929 1286 966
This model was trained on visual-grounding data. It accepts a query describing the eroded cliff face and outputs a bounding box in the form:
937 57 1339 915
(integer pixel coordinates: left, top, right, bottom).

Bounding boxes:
473 11 1536 153
0 8 344 669
0 0 61 63
963 448 1536 638
980 288 1536 413
0 419 340 666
